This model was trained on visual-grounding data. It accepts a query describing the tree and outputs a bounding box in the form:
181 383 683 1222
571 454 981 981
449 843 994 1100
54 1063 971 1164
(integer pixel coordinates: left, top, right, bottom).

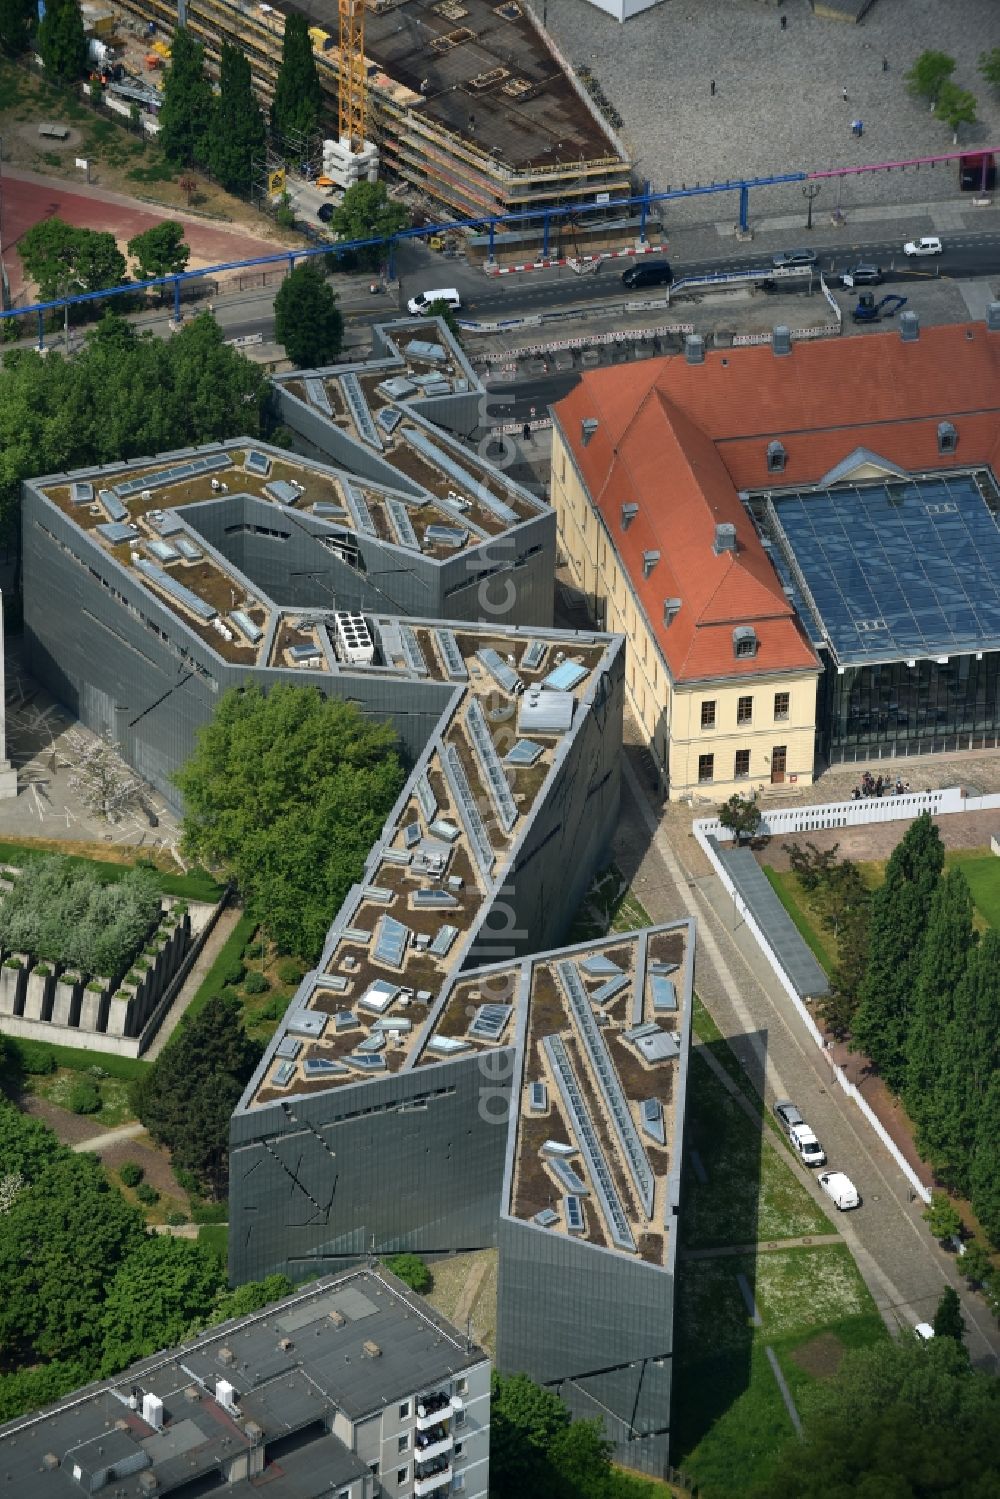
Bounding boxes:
959 1240 993 1288
212 1273 293 1324
906 50 956 105
923 1190 962 1243
717 790 762 845
934 80 978 143
851 813 943 1091
385 1253 432 1294
749 1336 1000 1499
490 1373 571 1494
37 0 86 81
100 1237 226 1373
17 218 127 302
207 42 265 196
933 930 1000 1191
905 868 975 1153
981 48 1000 92
932 1286 967 1347
127 221 191 282
0 0 33 56
0 1150 145 1361
132 994 262 1197
273 261 344 366
271 13 322 143
158 28 214 169
331 181 410 269
424 298 462 339
969 1075 1000 1247
174 683 404 959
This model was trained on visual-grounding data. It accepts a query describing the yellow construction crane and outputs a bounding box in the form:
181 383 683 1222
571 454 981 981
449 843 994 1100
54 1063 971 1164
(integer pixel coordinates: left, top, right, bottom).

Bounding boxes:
338 0 368 150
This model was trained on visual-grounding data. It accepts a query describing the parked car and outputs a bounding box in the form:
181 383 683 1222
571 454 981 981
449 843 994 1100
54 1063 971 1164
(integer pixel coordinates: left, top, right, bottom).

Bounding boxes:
406 287 461 315
842 263 882 287
903 236 942 256
818 1170 860 1211
621 259 673 289
773 1100 827 1166
915 1323 935 1341
771 248 817 268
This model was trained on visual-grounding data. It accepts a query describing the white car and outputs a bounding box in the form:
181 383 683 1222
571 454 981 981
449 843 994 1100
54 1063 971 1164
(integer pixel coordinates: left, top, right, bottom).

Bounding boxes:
903 236 942 256
915 1322 935 1341
773 1100 827 1166
818 1170 860 1211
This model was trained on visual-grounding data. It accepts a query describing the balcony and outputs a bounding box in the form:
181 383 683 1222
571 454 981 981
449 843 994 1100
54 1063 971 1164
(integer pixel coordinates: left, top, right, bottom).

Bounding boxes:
414 1428 452 1463
414 1461 452 1496
415 1391 451 1430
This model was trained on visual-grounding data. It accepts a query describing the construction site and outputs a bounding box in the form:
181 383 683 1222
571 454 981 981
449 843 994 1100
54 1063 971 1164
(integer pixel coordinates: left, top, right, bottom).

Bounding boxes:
108 0 633 223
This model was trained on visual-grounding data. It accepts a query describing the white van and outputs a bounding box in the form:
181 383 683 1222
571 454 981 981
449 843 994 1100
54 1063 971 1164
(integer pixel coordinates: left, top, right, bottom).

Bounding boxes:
407 287 461 316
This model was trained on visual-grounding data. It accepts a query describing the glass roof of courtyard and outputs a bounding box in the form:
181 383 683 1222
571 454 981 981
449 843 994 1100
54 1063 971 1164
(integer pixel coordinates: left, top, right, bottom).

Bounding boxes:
751 469 1000 667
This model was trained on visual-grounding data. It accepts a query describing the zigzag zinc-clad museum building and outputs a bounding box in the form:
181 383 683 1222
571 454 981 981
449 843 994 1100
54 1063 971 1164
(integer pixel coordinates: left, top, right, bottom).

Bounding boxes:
552 315 1000 801
20 318 691 1477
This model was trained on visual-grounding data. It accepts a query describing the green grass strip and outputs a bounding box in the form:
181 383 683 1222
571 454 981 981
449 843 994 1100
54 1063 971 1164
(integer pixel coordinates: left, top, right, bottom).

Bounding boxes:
5 1037 149 1080
0 838 224 903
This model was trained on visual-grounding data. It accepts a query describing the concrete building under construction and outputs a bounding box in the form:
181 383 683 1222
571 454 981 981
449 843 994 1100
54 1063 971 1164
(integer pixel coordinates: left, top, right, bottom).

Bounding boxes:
114 0 632 217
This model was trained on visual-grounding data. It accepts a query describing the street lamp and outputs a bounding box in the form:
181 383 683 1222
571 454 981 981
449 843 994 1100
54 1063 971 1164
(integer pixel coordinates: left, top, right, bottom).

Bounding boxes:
802 182 821 231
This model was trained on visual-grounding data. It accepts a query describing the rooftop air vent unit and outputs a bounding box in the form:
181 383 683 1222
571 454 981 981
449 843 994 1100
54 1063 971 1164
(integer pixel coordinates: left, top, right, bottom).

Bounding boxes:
581 418 599 446
278 1337 293 1351
987 302 1000 332
663 597 681 626
621 502 639 531
215 1379 236 1412
684 333 704 365
772 325 791 356
766 440 786 474
218 1346 235 1366
900 310 919 341
713 522 737 555
329 1309 347 1327
334 610 375 667
937 421 957 455
642 549 660 579
363 1340 382 1358
141 1392 164 1430
138 1474 159 1495
733 625 758 659
42 1454 58 1471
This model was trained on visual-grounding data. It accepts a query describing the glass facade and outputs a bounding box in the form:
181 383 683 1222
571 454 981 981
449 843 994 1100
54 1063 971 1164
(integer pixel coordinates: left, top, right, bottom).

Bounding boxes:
819 650 1000 763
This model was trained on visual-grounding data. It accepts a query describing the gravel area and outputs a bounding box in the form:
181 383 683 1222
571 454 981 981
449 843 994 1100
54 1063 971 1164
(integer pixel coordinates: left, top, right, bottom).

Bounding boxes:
539 0 1000 223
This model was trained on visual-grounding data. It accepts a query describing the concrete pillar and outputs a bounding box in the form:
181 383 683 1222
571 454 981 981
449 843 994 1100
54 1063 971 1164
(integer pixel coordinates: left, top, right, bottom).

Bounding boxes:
106 992 134 1037
51 974 82 1027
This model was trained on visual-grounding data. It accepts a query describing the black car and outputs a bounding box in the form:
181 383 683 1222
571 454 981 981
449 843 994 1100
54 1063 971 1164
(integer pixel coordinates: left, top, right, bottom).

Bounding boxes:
771 248 817 269
842 263 882 286
317 202 334 224
621 259 673 289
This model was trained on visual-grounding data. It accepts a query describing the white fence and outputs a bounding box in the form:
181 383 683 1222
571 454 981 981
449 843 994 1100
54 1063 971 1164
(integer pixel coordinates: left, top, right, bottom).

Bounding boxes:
689 782 1000 1205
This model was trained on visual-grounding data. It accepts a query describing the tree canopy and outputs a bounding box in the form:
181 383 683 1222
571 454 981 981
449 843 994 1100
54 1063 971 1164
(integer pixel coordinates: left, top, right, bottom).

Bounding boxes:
0 854 161 976
905 867 975 1151
207 42 265 196
981 48 1000 92
934 81 978 141
37 0 86 81
0 0 34 56
158 28 214 169
331 181 410 269
0 312 272 544
132 994 262 1197
127 221 191 282
385 1253 432 1294
271 13 323 143
717 791 762 845
750 1336 1000 1498
490 1372 650 1499
273 261 344 367
99 1236 228 1374
905 50 957 104
174 682 405 959
18 217 127 302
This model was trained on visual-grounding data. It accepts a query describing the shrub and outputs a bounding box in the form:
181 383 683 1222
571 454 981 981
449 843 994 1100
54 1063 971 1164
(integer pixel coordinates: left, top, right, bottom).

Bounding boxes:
277 959 305 986
3 957 23 970
166 1211 187 1226
119 1161 144 1188
243 971 270 996
136 1183 160 1205
385 1253 432 1294
191 1199 228 1224
33 964 52 977
223 963 246 988
68 1079 102 1115
17 1042 57 1075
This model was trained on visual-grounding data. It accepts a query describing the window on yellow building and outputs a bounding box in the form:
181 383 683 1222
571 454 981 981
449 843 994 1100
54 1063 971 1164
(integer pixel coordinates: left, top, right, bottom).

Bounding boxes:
774 691 790 722
737 695 753 725
734 749 750 779
701 700 716 729
698 754 714 783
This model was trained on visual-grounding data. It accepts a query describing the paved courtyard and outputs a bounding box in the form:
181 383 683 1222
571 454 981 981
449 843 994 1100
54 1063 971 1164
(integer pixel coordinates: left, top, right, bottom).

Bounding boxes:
543 0 1000 224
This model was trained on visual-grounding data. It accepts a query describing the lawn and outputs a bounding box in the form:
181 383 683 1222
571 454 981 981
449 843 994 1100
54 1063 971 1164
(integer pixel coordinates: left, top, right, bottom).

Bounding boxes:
0 836 224 903
674 1053 886 1496
28 1066 137 1127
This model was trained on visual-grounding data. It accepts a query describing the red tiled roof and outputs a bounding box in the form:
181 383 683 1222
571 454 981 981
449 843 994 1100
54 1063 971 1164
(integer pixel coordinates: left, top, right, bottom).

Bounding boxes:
555 322 1000 684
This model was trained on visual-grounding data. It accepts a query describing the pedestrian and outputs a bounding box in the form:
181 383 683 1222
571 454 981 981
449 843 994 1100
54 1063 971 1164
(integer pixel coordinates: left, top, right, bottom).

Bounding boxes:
522 422 531 442
882 56 889 73
842 86 848 103
710 79 716 96
780 13 787 29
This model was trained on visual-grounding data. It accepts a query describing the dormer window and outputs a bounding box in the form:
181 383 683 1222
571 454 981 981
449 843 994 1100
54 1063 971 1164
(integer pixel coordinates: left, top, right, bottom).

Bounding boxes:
766 441 786 474
621 503 639 531
733 626 758 659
